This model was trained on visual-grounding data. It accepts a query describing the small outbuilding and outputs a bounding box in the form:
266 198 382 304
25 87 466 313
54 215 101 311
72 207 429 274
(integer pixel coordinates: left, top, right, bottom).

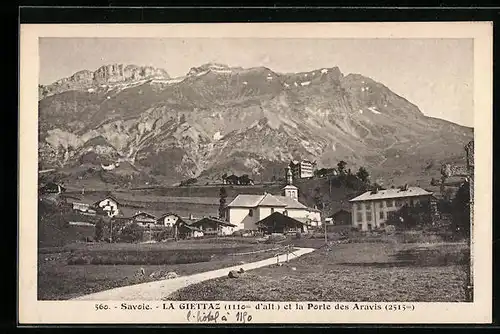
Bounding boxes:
329 209 352 226
256 212 308 235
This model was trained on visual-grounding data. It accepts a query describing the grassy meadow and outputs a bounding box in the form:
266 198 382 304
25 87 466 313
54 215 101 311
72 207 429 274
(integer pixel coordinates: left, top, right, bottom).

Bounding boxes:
38 239 286 300
167 241 470 302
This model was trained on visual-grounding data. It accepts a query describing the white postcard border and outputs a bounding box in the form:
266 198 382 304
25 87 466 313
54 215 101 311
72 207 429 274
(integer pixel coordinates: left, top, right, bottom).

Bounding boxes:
19 22 493 324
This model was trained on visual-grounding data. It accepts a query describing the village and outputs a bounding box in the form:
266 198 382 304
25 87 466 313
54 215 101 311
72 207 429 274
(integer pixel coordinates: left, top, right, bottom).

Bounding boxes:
39 145 473 241
37 141 474 302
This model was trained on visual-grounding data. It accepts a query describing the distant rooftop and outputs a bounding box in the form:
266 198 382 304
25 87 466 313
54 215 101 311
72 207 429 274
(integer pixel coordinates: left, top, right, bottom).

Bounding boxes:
349 187 433 202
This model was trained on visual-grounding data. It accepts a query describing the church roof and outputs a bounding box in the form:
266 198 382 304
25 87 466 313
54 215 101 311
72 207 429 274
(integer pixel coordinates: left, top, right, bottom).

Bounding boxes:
228 193 309 209
274 196 308 209
258 193 287 207
227 194 266 207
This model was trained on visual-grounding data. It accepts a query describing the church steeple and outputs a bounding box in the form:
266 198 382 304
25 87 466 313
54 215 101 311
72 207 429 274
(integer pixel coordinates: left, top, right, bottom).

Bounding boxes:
286 166 293 185
283 166 298 200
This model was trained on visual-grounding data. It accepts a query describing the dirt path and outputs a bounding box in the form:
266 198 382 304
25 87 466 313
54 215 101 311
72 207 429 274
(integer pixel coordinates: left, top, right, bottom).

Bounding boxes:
72 247 316 301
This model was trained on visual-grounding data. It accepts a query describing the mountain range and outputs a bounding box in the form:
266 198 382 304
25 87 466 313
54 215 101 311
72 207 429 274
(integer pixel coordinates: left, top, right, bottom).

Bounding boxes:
38 62 473 187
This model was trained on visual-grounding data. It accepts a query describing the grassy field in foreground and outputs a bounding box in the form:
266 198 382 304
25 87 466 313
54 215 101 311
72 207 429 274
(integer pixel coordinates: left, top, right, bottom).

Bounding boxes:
38 240 287 300
167 242 470 302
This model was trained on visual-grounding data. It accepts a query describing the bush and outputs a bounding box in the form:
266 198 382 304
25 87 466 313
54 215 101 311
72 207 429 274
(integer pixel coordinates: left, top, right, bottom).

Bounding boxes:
118 223 143 243
153 228 174 242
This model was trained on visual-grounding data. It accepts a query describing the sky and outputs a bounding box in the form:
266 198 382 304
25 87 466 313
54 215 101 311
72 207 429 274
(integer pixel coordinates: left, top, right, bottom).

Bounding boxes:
39 38 474 127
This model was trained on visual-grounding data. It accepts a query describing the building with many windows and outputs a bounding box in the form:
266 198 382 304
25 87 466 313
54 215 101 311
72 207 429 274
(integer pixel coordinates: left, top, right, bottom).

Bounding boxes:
348 186 433 231
289 160 316 179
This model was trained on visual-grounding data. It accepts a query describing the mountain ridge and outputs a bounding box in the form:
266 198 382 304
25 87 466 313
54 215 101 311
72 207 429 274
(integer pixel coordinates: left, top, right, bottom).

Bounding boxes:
38 62 473 187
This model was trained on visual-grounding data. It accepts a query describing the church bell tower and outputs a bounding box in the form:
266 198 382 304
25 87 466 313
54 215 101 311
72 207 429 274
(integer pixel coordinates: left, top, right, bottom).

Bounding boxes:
283 166 298 200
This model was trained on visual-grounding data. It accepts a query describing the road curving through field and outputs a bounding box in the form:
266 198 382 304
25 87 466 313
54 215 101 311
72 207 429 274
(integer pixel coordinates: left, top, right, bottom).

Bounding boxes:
72 247 316 301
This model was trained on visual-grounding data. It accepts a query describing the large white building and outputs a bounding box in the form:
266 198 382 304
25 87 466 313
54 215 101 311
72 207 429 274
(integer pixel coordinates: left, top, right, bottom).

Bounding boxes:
226 167 322 231
348 186 433 231
289 160 316 179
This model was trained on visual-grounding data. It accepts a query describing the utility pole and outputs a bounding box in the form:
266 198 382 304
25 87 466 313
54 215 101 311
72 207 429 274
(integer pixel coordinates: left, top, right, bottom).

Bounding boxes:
324 218 327 245
109 218 113 243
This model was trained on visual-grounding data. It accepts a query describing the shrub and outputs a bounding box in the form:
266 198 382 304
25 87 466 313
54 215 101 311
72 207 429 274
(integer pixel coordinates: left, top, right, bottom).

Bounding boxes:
118 223 143 243
153 228 174 242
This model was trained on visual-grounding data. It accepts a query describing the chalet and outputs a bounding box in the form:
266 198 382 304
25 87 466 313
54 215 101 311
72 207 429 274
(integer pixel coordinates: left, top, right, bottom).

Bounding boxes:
226 166 321 231
190 217 237 236
348 185 433 231
256 212 308 234
131 212 158 227
93 196 120 217
174 219 203 239
156 213 182 227
329 209 352 226
64 194 121 218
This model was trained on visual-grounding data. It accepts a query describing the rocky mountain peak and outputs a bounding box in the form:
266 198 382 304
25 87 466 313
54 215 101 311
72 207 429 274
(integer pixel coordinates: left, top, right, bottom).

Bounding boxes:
93 64 170 84
39 64 170 99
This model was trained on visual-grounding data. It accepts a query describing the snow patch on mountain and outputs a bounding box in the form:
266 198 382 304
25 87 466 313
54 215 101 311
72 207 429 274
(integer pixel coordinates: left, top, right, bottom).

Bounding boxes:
368 107 381 114
213 131 223 141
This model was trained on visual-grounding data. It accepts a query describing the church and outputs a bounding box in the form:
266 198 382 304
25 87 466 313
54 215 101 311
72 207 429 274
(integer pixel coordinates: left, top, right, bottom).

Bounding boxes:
226 167 322 231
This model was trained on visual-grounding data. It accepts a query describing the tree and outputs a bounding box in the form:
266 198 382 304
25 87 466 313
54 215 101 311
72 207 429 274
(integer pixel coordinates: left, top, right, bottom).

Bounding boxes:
119 223 144 243
356 167 370 184
219 187 227 220
452 181 471 237
239 174 251 185
313 187 324 211
94 218 104 242
337 161 347 174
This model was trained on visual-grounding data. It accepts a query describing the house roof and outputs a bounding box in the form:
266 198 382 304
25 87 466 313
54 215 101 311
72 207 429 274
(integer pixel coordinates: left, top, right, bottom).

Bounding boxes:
192 217 237 227
330 209 351 218
156 212 182 220
132 212 158 219
256 212 307 228
93 195 121 205
349 187 433 202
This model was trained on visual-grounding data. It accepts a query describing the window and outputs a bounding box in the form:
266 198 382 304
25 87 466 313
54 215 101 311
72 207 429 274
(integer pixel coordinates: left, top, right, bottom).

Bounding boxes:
356 203 362 210
366 211 372 222
367 224 372 231
396 200 402 207
249 209 253 217
379 211 384 219
410 199 414 206
271 208 275 213
380 223 385 228
356 212 363 222
357 224 362 230
379 201 384 208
